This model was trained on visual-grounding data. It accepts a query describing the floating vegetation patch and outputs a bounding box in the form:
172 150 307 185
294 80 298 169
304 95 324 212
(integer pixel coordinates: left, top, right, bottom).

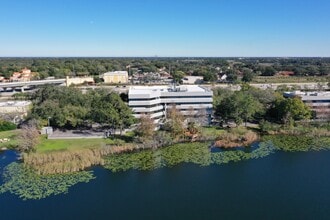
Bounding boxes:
104 141 276 172
0 162 95 200
262 135 330 152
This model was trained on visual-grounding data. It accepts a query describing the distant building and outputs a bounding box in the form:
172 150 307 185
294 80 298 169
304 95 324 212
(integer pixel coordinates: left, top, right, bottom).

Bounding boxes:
66 76 94 86
219 74 227 81
10 68 35 82
182 76 204 84
284 91 330 120
277 71 295 77
101 71 129 84
128 85 213 126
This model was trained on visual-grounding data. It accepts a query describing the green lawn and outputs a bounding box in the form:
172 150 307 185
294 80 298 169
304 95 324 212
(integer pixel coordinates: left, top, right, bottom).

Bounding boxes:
0 130 20 149
36 136 125 153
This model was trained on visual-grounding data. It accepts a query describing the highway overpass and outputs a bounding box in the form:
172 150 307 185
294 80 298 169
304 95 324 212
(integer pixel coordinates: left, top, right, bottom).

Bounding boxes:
0 79 66 90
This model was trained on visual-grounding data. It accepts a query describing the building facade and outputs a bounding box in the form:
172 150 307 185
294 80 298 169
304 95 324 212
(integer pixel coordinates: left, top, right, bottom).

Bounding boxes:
101 71 129 84
128 85 213 126
66 76 94 86
284 91 330 120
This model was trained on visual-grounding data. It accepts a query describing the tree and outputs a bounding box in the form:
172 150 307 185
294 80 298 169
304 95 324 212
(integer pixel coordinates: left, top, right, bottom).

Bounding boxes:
89 90 135 134
241 68 255 82
271 96 311 124
135 115 155 142
203 72 217 82
18 122 40 152
261 66 276 76
163 106 185 140
215 91 263 126
31 86 89 128
171 71 185 84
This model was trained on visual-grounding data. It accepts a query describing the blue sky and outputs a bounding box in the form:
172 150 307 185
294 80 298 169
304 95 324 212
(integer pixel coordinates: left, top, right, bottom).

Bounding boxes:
0 0 329 57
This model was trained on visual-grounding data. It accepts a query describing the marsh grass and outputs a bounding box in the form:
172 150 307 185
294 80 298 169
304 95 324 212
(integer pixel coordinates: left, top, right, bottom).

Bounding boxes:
214 127 259 148
24 144 138 174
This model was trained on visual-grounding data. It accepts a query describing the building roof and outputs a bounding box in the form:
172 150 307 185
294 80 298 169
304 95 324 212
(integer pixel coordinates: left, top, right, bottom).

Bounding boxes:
129 85 212 97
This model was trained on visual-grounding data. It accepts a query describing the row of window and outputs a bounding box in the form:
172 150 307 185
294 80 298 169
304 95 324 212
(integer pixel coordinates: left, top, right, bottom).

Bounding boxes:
129 97 159 101
129 96 212 101
130 102 212 108
130 104 162 108
304 100 330 103
161 96 212 99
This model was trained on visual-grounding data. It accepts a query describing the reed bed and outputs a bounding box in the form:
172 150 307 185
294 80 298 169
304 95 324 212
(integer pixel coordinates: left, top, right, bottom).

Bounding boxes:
23 144 139 174
214 128 259 148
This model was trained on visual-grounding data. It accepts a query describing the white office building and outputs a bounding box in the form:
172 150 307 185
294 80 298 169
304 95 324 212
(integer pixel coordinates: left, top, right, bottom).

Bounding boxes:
284 91 330 120
128 85 213 125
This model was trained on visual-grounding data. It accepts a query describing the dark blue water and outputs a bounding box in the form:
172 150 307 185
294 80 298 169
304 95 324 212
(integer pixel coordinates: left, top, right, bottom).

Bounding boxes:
1 149 330 220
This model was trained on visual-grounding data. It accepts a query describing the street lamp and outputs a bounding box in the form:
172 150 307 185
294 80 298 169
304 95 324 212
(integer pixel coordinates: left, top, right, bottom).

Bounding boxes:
48 117 51 127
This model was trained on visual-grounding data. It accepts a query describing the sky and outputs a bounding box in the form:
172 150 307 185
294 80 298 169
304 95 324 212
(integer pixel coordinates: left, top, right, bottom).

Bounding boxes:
0 0 330 57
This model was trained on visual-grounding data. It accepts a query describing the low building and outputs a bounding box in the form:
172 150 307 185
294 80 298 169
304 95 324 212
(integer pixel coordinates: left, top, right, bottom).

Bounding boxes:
101 71 129 84
277 71 295 77
10 68 35 82
66 76 94 86
284 91 330 120
128 85 213 126
0 101 32 123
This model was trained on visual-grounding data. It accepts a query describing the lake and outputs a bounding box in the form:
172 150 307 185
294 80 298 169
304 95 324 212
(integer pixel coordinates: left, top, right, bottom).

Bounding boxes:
1 149 330 219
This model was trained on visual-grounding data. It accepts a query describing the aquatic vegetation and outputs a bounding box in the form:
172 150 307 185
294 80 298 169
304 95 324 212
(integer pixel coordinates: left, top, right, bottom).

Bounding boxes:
1 133 329 201
0 162 95 200
104 141 276 172
262 135 330 152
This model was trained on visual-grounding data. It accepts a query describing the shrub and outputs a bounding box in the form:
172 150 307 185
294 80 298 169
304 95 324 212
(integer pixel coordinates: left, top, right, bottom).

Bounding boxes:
0 120 17 132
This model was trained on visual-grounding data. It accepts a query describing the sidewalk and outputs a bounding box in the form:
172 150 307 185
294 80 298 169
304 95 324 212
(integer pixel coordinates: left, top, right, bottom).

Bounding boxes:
48 129 105 139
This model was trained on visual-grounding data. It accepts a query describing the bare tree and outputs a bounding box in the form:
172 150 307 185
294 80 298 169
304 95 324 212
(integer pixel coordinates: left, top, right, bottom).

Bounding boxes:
18 122 40 152
135 114 155 142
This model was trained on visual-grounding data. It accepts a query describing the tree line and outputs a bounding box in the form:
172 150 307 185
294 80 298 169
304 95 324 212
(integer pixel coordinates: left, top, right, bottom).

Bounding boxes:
1 57 329 83
213 84 312 127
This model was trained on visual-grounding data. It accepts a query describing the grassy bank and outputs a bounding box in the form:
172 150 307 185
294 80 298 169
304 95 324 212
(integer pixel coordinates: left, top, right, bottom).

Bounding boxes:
0 130 20 149
36 136 125 153
24 136 141 174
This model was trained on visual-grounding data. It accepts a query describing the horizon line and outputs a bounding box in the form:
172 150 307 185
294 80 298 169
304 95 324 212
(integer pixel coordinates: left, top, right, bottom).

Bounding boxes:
1 56 330 59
